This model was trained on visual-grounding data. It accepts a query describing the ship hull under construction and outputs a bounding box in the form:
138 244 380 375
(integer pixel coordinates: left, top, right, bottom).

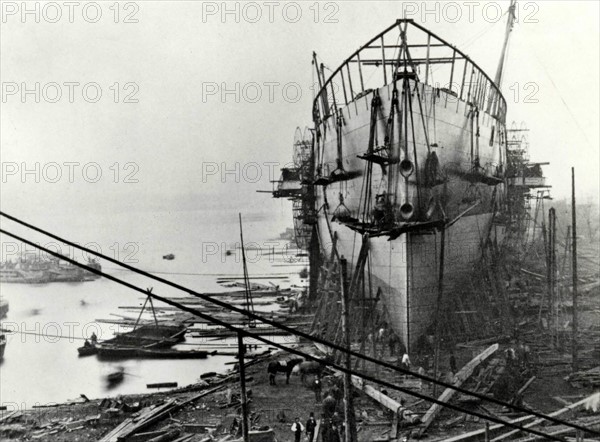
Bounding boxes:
316 78 505 350
277 19 510 351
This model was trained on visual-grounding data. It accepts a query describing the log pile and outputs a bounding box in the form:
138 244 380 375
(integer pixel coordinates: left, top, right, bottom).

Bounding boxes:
565 366 600 387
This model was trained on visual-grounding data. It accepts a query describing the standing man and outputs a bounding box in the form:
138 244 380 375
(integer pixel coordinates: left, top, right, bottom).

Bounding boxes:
417 366 426 391
306 412 317 442
313 377 322 403
322 394 336 419
291 417 304 442
449 352 457 374
401 352 411 371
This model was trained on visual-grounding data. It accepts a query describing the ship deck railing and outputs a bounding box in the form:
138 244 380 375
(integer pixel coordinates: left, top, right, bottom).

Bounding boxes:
313 19 507 124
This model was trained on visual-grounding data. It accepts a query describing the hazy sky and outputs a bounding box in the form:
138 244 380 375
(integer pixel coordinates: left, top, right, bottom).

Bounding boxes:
1 1 598 225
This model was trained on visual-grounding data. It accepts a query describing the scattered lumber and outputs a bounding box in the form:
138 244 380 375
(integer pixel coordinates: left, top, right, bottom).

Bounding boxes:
511 376 536 404
490 394 596 441
418 344 499 436
566 366 600 387
515 415 600 441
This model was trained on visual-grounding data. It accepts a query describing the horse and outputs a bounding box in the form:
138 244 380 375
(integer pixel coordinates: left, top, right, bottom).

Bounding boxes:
298 356 332 385
267 357 304 385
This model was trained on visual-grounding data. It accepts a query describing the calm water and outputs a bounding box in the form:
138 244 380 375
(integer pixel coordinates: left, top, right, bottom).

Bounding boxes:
0 206 306 408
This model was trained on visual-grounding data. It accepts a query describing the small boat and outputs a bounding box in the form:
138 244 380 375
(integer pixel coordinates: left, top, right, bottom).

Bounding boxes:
0 299 8 318
107 369 125 384
0 334 6 360
162 254 175 260
77 343 98 356
88 294 187 359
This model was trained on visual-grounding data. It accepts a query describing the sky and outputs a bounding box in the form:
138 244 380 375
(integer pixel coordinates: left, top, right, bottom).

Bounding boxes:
1 1 598 227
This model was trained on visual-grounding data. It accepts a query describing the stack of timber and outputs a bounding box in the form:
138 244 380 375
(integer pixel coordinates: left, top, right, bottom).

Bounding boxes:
566 366 600 388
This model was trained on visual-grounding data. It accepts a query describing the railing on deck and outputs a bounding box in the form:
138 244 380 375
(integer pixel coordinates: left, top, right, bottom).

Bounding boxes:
313 19 506 123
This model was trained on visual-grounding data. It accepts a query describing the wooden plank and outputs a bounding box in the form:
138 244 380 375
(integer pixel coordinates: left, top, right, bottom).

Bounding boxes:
491 395 595 441
442 393 597 442
419 344 499 435
350 375 401 412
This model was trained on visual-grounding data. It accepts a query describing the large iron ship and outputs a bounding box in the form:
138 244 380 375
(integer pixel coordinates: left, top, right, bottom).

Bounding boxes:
273 9 523 351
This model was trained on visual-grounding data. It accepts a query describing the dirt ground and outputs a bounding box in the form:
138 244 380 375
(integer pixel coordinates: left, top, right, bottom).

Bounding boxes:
1 338 598 441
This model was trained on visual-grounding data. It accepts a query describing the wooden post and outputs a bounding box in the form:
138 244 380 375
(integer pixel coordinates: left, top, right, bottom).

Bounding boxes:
549 208 557 347
237 332 249 442
309 225 320 302
340 257 357 442
571 168 578 372
433 227 446 397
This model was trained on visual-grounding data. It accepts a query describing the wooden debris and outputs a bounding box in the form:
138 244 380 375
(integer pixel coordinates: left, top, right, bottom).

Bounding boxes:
490 394 596 441
566 366 600 387
418 344 499 436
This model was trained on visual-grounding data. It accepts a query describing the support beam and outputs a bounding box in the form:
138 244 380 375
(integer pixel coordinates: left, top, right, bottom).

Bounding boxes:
571 167 578 372
491 395 594 441
237 332 249 442
419 344 499 436
340 257 358 442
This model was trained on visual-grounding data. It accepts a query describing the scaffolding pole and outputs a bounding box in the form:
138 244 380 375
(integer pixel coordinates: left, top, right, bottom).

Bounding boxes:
340 257 357 442
571 168 578 372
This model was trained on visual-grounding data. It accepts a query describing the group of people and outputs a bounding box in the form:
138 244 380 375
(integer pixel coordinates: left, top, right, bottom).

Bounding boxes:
291 413 317 442
83 332 98 348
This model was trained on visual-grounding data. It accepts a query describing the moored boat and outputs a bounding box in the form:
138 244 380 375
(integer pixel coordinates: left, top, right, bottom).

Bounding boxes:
0 299 8 318
0 334 6 360
97 346 211 359
77 343 98 356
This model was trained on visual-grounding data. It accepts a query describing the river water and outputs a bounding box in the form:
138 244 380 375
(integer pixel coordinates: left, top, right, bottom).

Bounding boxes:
0 205 306 408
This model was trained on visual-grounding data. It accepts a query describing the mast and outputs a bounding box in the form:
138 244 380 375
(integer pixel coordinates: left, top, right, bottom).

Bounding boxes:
487 0 516 113
494 0 517 89
239 213 255 325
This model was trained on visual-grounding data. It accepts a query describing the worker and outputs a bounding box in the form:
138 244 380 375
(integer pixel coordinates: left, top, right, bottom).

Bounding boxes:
377 325 387 342
388 331 398 356
321 417 333 442
90 332 98 344
322 394 336 419
313 377 322 403
291 417 304 442
449 352 457 374
401 352 411 371
306 412 317 442
417 366 426 391
329 423 341 442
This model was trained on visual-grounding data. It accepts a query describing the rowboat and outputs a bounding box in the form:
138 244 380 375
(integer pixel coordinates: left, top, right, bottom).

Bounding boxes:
77 343 98 356
107 370 125 384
